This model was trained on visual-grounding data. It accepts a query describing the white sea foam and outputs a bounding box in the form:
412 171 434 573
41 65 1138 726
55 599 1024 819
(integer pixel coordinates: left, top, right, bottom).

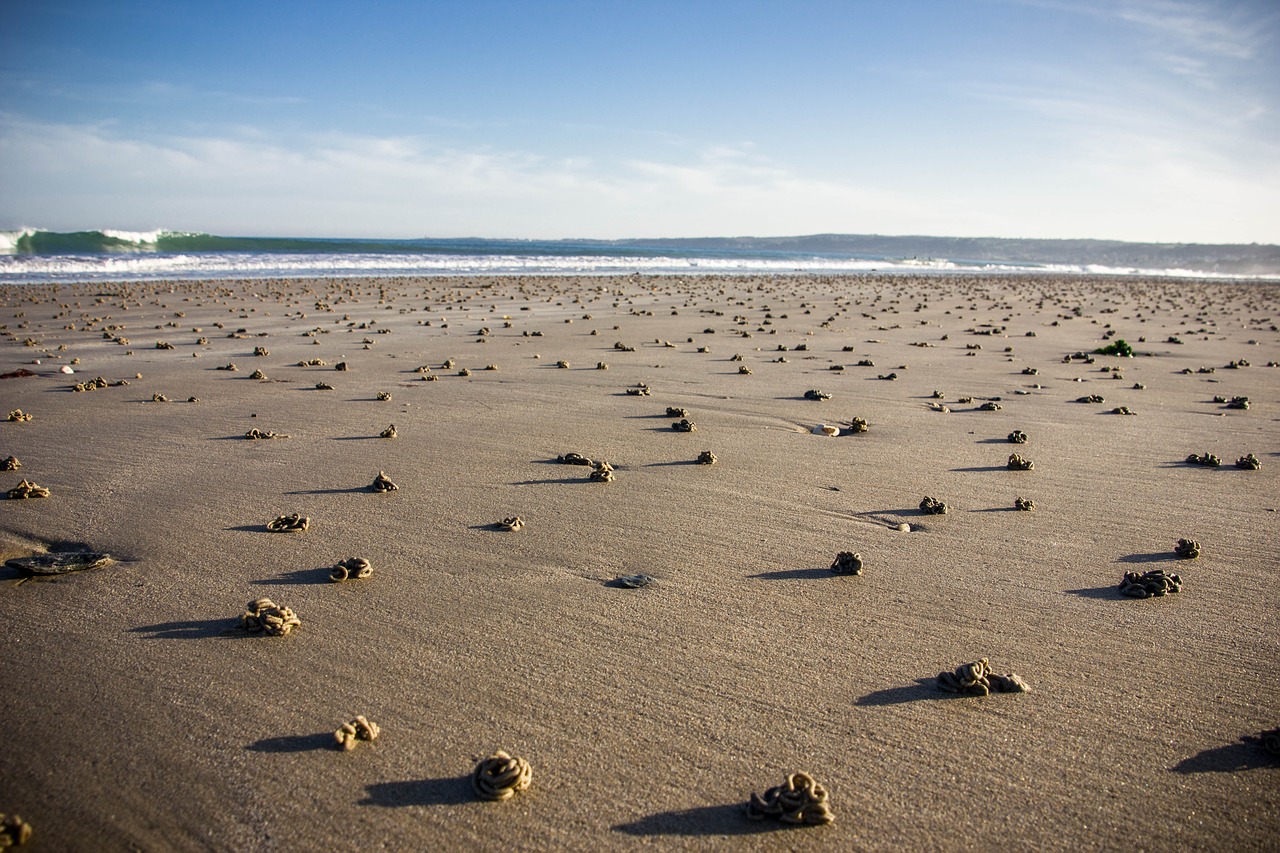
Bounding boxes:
0 249 1273 283
99 229 166 245
0 229 39 253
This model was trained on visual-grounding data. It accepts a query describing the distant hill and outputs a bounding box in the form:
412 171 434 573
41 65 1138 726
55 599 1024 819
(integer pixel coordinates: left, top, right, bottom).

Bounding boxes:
599 234 1280 276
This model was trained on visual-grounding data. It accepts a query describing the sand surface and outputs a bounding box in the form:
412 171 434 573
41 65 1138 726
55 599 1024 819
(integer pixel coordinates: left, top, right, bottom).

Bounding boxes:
1 273 1277 852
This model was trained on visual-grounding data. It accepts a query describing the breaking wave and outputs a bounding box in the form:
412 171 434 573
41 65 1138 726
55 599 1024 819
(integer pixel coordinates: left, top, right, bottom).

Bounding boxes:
1 229 1275 282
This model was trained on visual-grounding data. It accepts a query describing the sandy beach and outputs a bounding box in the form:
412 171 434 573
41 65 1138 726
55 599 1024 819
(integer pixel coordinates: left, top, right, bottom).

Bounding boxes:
1 273 1277 851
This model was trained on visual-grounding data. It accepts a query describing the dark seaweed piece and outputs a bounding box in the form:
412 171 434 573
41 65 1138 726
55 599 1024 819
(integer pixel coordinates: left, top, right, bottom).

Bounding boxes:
1119 569 1181 598
1007 453 1034 471
1185 453 1221 467
937 658 1029 696
1094 339 1134 357
1174 538 1201 559
829 552 863 576
919 496 949 515
746 772 834 826
615 574 655 588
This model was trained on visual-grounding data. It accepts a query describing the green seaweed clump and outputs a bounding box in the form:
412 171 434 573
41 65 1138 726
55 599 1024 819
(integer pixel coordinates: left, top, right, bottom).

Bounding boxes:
919 496 949 515
0 813 33 848
334 715 380 750
330 557 373 582
1175 538 1201 559
241 597 300 636
937 658 1029 696
746 772 834 826
266 513 309 532
370 471 398 492
1236 453 1260 470
1094 339 1134 357
6 480 49 500
829 552 863 576
1185 453 1221 467
472 750 533 801
1119 569 1180 598
1007 453 1034 471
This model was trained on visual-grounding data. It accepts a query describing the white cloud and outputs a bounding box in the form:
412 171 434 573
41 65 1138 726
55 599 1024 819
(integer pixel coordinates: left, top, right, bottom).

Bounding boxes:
1013 0 1275 59
0 109 1276 242
0 113 950 238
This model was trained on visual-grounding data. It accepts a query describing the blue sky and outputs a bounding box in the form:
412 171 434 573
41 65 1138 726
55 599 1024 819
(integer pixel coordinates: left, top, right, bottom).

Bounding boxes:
1 0 1277 242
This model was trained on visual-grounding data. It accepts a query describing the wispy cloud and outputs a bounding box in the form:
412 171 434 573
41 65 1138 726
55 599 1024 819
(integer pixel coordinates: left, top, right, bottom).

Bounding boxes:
0 114 939 237
1107 0 1271 60
1 108 1275 242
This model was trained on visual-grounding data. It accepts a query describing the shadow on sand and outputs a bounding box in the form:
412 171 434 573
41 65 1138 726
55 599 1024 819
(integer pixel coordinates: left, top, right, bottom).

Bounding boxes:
358 776 473 808
129 618 244 640
245 733 334 753
1064 585 1124 600
613 803 785 837
747 567 834 581
1171 738 1279 774
853 679 945 707
1117 551 1173 564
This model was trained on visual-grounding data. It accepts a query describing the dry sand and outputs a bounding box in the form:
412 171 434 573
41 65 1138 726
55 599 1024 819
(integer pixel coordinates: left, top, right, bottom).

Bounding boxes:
0 273 1277 851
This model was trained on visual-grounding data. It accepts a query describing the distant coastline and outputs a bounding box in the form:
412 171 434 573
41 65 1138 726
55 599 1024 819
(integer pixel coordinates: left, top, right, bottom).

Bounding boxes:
599 234 1280 278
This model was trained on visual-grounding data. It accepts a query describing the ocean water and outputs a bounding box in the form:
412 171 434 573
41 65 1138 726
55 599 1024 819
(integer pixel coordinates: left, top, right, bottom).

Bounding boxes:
0 228 1270 284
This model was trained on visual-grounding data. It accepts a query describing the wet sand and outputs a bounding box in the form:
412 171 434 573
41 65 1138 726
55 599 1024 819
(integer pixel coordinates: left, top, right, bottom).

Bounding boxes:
1 273 1277 851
